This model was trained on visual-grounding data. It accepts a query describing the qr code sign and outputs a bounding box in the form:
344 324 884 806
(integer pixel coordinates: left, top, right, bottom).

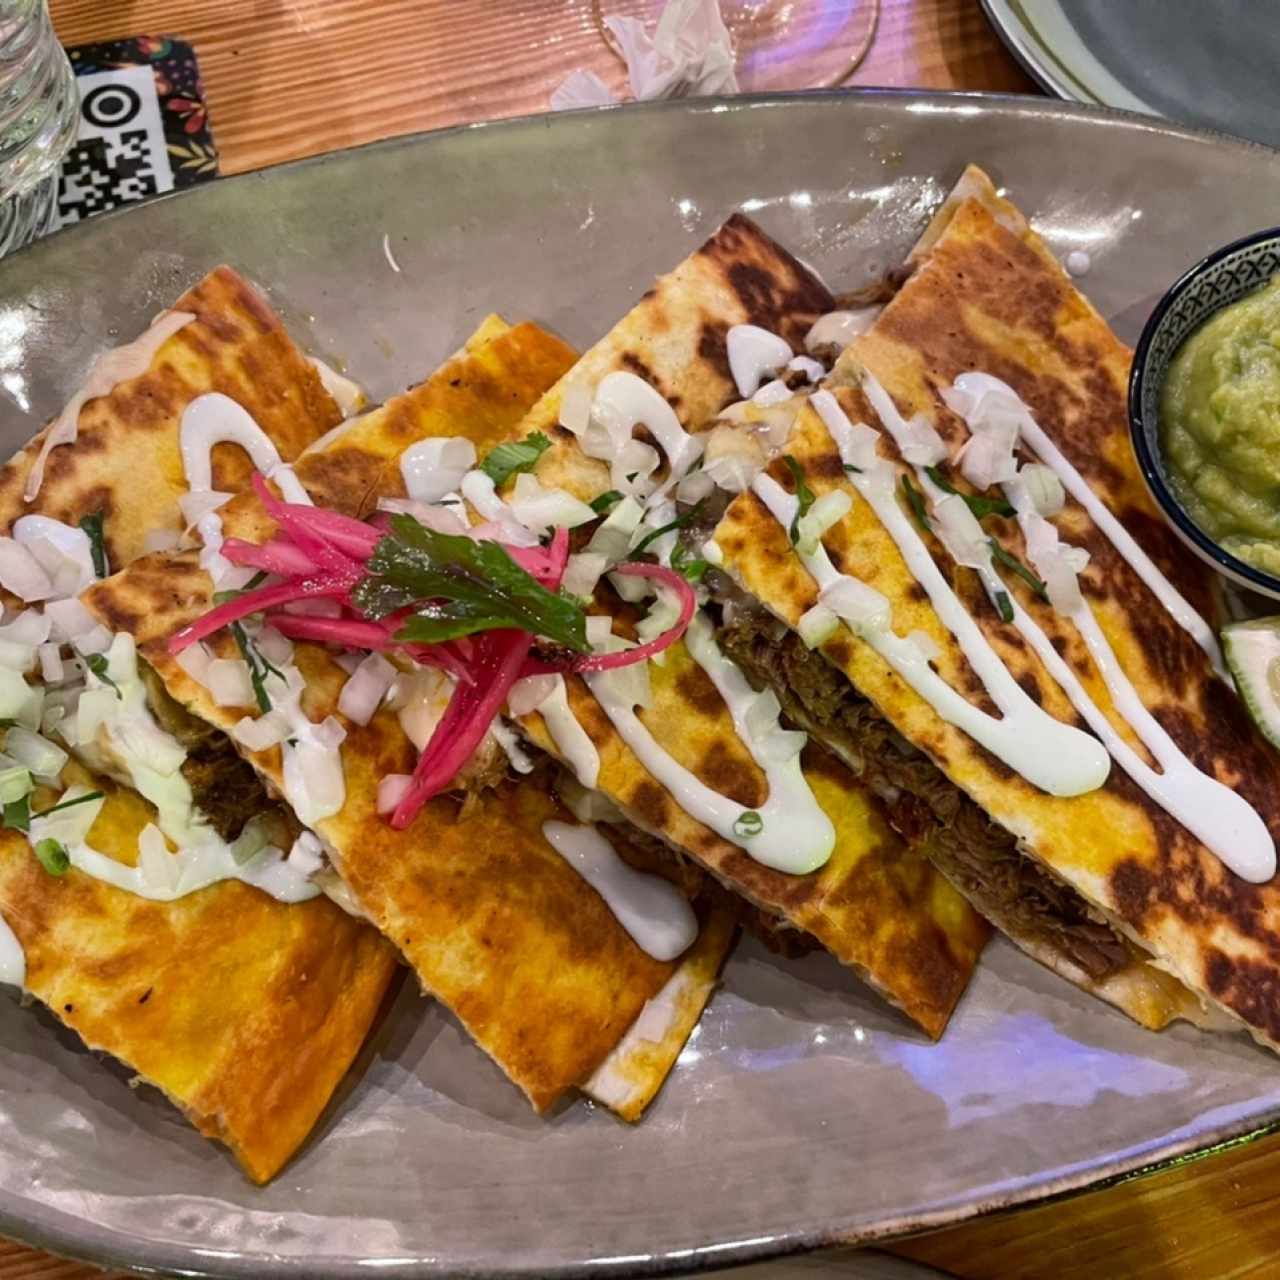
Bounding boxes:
56 64 175 228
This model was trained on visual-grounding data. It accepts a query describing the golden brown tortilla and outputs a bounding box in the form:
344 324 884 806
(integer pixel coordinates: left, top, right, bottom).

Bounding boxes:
714 169 1280 1047
0 265 341 571
0 762 397 1183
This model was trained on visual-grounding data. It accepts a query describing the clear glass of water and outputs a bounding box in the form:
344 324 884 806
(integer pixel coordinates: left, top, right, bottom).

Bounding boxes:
0 0 76 258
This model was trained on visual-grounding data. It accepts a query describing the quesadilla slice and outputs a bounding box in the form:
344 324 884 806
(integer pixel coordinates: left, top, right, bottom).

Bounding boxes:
710 166 1280 1046
83 316 739 1115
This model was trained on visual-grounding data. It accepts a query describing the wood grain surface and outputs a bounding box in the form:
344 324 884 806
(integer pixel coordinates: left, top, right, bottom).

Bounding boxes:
16 2 1264 1279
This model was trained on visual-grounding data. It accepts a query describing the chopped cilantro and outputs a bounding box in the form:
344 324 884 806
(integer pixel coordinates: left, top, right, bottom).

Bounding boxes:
632 499 707 557
590 490 623 516
733 810 764 839
924 464 1014 520
78 512 109 578
231 621 283 714
84 652 121 699
34 837 69 877
989 538 1049 601
478 432 551 486
781 455 815 545
901 473 931 532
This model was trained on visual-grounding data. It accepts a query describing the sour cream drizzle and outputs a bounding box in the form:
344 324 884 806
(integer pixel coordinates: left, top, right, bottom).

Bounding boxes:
765 393 1109 797
804 308 881 354
26 310 196 502
179 392 313 587
930 376 1273 881
0 916 23 986
541 820 697 961
726 325 793 398
590 372 703 479
539 676 601 789
949 372 1228 681
585 613 835 874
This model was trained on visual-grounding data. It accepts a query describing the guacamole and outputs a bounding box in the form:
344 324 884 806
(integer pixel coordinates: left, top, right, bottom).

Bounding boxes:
1160 274 1280 576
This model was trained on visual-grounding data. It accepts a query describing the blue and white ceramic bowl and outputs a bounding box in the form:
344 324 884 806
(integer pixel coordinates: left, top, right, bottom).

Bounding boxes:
1130 227 1280 600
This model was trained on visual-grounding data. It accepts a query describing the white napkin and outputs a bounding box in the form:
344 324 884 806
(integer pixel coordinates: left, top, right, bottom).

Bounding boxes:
551 0 738 109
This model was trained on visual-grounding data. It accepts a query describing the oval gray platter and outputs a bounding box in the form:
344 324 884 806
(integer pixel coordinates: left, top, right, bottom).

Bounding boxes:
2 91 1280 1279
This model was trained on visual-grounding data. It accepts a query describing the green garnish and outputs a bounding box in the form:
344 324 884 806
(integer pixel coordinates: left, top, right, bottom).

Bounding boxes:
0 719 18 730
781 455 815 545
924 465 1015 520
354 516 589 651
84 652 122 699
78 512 109 578
590 490 624 515
37 791 103 819
212 570 268 606
842 463 863 475
671 543 708 583
902 473 931 531
989 539 1049 600
478 432 551 486
34 838 69 877
632 500 707 557
994 589 1014 624
734 810 764 839
231 621 283 714
3 796 29 833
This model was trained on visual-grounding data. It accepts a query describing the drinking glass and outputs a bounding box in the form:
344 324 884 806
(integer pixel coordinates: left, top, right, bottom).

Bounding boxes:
0 0 76 257
594 0 880 92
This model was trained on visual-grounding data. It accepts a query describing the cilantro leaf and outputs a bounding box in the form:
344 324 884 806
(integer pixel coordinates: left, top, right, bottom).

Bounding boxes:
3 796 29 833
590 490 623 515
231 621 283 714
994 589 1014 624
781 455 816 545
36 791 103 819
354 516 588 652
901 473 931 531
34 837 69 876
989 538 1049 600
671 543 708 583
632 499 707 557
924 464 1014 520
479 432 551 486
78 512 109 578
84 652 122 699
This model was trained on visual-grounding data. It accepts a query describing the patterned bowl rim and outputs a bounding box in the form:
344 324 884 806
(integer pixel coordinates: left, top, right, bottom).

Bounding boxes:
1129 224 1280 596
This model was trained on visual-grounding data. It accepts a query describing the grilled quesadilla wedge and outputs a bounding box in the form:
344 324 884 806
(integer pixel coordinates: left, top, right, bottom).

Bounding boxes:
82 319 739 1115
710 167 1280 1046
0 759 397 1183
0 264 342 572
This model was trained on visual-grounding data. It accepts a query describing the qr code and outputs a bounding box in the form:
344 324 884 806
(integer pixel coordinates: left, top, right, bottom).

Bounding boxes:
56 65 174 228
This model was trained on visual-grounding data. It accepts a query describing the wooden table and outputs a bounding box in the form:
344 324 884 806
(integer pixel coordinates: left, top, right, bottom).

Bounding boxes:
19 1 1273 1277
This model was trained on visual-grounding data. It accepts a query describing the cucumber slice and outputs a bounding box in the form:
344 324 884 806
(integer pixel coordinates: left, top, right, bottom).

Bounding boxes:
1222 618 1280 748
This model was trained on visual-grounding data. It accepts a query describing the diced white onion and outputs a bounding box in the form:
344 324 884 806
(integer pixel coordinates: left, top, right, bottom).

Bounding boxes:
557 773 624 825
255 625 293 667
0 639 34 672
175 640 213 684
703 424 766 494
22 537 89 600
795 489 853 555
230 820 272 866
751 378 793 407
337 652 396 726
509 474 596 533
71 624 112 656
332 652 363 676
143 527 181 554
281 737 345 826
178 489 232 527
586 495 644 565
0 538 53 602
675 468 715 504
798 602 840 649
702 538 724 567
1018 462 1065 517
400 437 477 504
507 674 557 717
586 615 616 648
610 439 660 498
206 658 255 707
636 586 682 646
233 711 289 752
377 773 412 815
559 383 592 437
595 654 652 709
112 714 186 776
45 598 96 641
0 669 41 730
821 577 892 636
377 495 470 535
37 643 63 684
5 726 67 778
0 765 30 804
608 571 653 603
30 784 101 846
0 610 50 646
287 830 326 877
896 415 949 467
1020 513 1089 615
930 492 991 569
562 551 608 601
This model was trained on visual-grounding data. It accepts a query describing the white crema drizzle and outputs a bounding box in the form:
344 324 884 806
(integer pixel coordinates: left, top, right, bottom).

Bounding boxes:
762 393 1109 797
948 372 1228 681
541 820 697 961
26 310 196 502
932 375 1274 882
